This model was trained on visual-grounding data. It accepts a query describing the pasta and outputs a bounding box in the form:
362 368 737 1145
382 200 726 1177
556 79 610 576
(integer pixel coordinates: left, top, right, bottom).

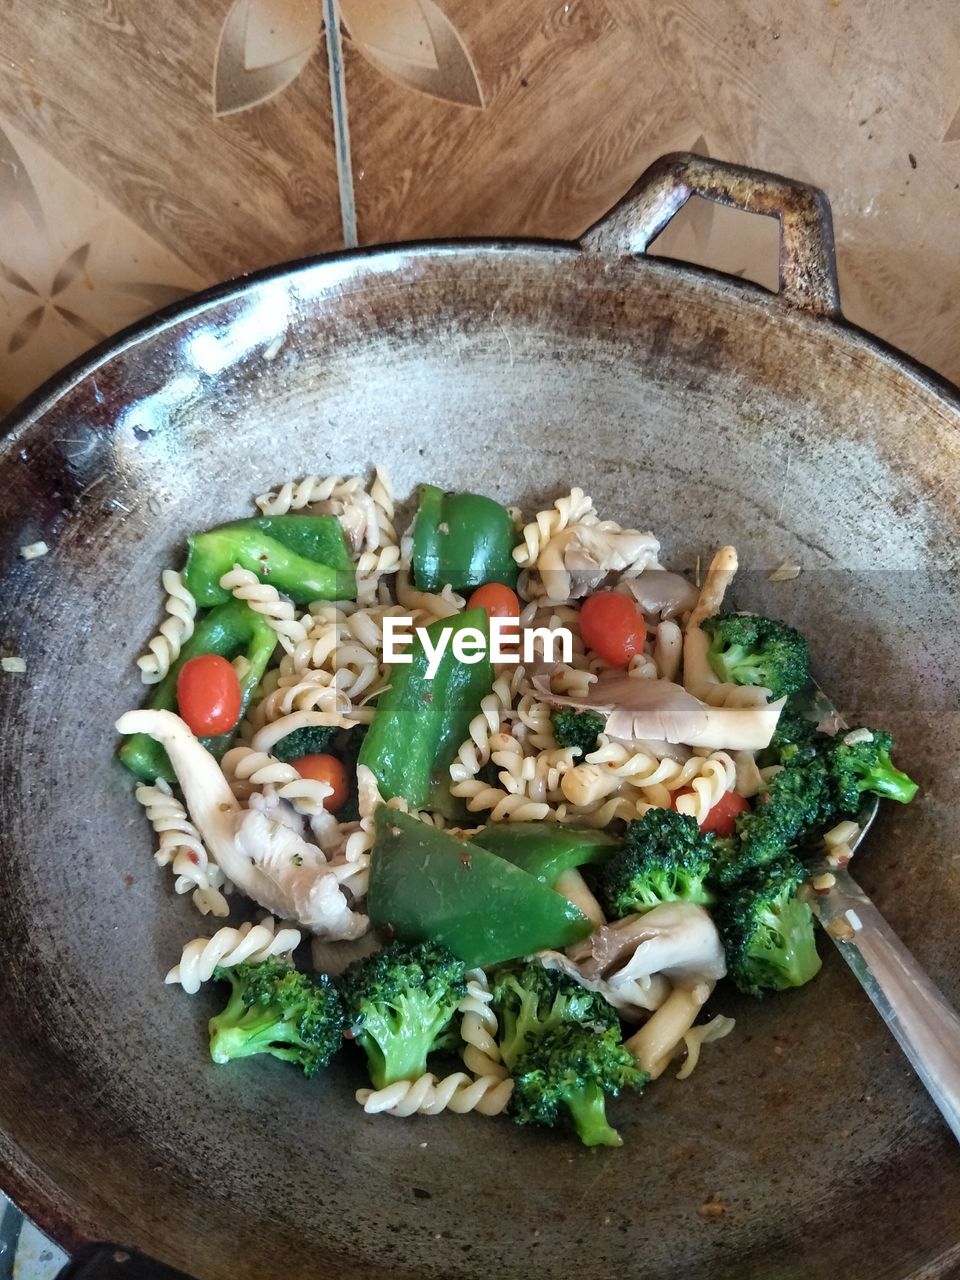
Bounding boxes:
121 469 915 1153
135 779 229 917
356 1072 514 1117
168 918 301 994
137 569 197 684
220 564 308 653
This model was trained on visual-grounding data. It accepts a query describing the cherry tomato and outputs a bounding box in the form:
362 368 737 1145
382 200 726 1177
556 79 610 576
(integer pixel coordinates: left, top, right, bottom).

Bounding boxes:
671 787 749 836
700 790 750 836
176 654 242 736
292 754 349 813
467 583 521 619
579 592 646 668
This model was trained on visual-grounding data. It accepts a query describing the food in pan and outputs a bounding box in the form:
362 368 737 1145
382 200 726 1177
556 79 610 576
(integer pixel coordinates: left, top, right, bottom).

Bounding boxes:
116 470 917 1147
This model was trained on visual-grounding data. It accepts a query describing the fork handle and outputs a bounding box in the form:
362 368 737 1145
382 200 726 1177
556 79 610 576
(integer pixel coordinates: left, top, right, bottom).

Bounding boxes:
814 868 960 1141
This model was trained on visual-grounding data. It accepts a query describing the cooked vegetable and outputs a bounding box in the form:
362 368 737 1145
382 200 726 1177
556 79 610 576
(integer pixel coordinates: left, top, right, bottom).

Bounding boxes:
828 729 918 812
579 591 646 669
510 1023 647 1148
715 857 821 997
712 751 834 887
271 724 338 762
292 754 349 812
367 808 592 967
550 708 605 756
467 582 520 619
207 958 344 1075
472 822 617 885
412 484 520 592
491 960 619 1070
598 809 716 918
119 598 276 783
696 788 750 836
339 940 466 1089
358 607 493 818
184 515 355 605
535 671 785 750
700 613 809 699
176 653 242 736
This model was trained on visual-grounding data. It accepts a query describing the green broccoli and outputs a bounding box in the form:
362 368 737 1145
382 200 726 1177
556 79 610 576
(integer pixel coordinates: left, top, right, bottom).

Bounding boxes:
340 940 466 1089
551 708 605 756
769 704 819 755
208 958 344 1076
597 809 716 918
271 725 338 762
701 613 809 699
510 1023 648 1147
491 961 619 1071
712 751 834 888
828 730 918 814
715 857 821 997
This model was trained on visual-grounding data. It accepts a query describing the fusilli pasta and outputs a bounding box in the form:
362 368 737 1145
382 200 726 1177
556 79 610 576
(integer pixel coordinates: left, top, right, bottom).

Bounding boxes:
220 564 307 653
135 779 229 917
356 1071 514 1117
136 569 197 684
167 917 301 994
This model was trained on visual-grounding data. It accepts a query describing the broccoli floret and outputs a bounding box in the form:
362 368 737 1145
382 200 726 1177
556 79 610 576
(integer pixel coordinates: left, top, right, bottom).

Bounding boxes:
828 730 918 814
713 751 834 888
701 613 809 699
769 705 819 754
597 809 716 918
340 940 466 1089
510 1023 648 1147
491 961 619 1071
551 708 605 756
716 857 821 997
208 958 344 1076
271 725 338 762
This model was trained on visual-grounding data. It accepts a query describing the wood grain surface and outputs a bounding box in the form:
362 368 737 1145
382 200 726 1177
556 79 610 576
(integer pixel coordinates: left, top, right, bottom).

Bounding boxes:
0 0 958 413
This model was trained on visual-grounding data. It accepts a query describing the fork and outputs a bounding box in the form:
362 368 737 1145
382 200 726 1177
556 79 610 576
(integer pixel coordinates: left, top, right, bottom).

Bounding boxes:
800 680 960 1141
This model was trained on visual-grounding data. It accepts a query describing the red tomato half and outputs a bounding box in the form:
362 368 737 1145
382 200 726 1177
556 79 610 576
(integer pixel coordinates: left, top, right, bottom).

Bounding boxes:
700 790 750 836
176 654 242 736
292 754 349 813
467 583 521 619
671 787 750 836
580 592 646 668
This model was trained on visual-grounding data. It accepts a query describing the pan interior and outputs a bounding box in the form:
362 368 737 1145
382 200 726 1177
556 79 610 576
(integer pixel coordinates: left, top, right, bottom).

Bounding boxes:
1 246 959 1280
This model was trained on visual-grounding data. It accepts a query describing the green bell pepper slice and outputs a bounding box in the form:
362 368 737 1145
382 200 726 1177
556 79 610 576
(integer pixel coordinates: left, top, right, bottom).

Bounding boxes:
368 808 592 967
184 515 356 606
472 823 619 886
412 484 520 592
119 598 277 783
358 606 493 819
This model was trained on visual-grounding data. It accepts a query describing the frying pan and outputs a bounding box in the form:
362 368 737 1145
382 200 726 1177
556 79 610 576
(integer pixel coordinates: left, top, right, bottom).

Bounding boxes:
1 153 959 1280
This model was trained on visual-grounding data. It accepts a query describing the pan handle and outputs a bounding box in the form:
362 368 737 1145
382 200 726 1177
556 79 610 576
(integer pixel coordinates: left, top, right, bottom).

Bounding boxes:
580 151 841 317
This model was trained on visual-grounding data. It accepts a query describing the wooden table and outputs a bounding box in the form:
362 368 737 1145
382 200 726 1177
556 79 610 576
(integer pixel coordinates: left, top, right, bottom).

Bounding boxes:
0 0 958 413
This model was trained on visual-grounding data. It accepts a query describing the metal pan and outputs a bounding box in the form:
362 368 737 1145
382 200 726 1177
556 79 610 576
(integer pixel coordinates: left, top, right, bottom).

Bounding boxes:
1 153 958 1280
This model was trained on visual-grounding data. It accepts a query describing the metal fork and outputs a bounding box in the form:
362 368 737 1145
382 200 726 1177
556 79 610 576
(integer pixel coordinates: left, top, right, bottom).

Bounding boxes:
802 681 960 1141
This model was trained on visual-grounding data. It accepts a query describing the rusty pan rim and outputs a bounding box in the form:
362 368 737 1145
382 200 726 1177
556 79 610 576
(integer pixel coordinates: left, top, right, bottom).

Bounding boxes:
2 236 959 454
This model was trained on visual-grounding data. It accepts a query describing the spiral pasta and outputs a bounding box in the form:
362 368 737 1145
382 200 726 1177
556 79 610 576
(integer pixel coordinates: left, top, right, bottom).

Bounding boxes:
255 473 365 516
135 779 229 917
167 917 302 994
356 1071 514 1117
136 569 197 684
673 752 737 825
219 564 307 653
458 969 509 1080
221 745 334 816
512 487 598 567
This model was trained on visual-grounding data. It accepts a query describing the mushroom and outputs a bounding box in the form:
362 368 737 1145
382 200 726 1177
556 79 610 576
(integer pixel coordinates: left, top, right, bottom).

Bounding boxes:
535 949 670 1022
619 570 700 619
567 902 727 987
116 709 367 939
533 672 785 751
533 524 661 601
